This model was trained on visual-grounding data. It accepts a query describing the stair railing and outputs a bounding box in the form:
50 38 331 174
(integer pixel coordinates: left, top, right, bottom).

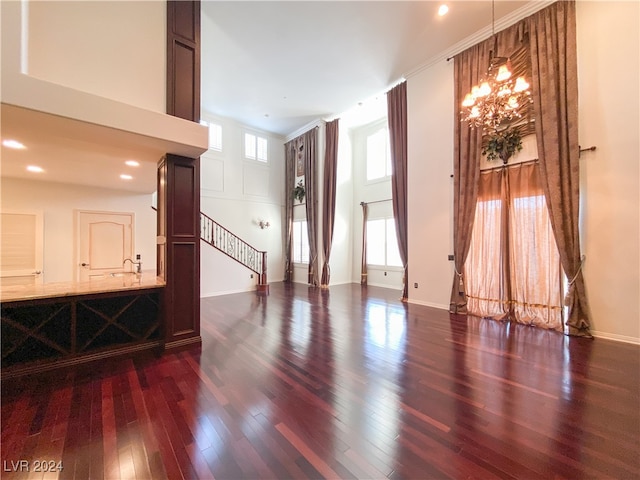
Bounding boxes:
200 212 267 286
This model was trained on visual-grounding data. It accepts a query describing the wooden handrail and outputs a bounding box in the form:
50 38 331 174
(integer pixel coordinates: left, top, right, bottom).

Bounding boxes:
200 212 267 286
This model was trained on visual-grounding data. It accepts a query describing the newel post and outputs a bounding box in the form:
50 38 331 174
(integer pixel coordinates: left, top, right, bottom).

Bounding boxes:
257 251 269 295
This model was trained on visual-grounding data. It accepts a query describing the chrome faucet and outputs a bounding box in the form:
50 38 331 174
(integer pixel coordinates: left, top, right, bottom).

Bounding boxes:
123 256 142 274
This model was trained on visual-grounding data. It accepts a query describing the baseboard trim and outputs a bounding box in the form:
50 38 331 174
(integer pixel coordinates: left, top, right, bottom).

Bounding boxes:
164 336 202 352
407 299 450 310
591 330 640 345
201 287 255 298
1 340 163 380
366 282 403 290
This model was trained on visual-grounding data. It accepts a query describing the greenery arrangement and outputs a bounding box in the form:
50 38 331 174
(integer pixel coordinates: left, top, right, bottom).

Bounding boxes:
293 180 305 203
482 128 523 164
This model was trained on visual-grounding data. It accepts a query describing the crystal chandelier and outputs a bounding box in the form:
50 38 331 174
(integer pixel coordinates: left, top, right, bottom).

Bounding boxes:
460 1 532 132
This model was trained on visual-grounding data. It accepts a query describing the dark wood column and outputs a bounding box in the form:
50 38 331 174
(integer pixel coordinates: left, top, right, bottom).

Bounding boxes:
160 1 201 349
158 155 201 349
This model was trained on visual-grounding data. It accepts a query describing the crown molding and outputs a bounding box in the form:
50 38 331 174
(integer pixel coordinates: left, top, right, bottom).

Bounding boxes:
405 0 557 79
284 118 325 143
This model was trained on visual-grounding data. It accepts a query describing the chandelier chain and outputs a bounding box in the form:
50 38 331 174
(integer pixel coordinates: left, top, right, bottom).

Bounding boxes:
459 0 533 132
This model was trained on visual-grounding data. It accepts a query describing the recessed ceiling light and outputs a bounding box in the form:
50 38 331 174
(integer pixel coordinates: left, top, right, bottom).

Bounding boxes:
3 139 26 149
27 165 44 173
438 4 449 16
120 174 133 180
125 160 140 167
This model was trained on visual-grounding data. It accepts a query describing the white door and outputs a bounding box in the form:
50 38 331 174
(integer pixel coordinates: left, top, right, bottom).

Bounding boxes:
77 211 134 281
0 211 44 286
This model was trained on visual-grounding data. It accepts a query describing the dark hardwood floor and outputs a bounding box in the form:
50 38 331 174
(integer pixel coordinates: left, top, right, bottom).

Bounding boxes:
2 282 639 479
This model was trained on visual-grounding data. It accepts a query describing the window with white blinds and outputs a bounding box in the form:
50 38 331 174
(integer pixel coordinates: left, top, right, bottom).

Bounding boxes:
245 133 268 163
0 212 43 280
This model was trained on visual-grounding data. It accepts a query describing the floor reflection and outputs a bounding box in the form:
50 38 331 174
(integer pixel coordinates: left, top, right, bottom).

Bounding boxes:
2 283 637 480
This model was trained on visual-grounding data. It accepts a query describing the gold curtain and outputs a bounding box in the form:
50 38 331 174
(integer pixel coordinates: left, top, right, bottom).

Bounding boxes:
528 1 592 336
465 162 564 331
452 1 591 336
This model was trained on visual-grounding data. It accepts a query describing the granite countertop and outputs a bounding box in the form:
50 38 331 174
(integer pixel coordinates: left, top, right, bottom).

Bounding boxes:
0 271 165 303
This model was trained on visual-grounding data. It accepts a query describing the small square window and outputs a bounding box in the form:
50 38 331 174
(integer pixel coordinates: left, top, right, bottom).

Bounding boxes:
245 133 268 163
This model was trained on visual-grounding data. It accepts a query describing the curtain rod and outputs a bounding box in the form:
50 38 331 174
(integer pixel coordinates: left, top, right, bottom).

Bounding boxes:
360 199 392 206
480 158 539 174
449 146 597 178
449 159 539 178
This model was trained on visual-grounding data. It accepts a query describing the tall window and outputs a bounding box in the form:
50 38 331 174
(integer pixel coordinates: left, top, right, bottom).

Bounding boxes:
366 218 402 268
366 127 391 181
464 163 564 330
293 220 309 264
245 133 268 162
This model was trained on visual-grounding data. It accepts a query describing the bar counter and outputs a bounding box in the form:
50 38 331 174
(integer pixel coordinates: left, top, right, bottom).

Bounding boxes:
0 271 165 303
1 272 165 377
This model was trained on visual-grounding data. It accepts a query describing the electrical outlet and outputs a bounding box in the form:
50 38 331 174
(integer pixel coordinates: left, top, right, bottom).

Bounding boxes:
448 254 455 261
384 271 387 276
414 282 418 288
250 274 254 279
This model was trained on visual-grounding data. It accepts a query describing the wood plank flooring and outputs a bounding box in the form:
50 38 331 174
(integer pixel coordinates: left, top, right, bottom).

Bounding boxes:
2 282 639 479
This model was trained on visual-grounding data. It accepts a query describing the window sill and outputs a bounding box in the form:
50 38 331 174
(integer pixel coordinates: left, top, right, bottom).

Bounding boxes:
366 265 403 272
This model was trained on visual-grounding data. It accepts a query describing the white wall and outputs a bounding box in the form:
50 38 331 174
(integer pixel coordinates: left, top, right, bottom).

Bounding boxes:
1 1 207 162
576 1 639 343
200 114 285 297
26 0 166 113
0 178 156 284
405 1 640 343
329 122 354 286
407 60 455 310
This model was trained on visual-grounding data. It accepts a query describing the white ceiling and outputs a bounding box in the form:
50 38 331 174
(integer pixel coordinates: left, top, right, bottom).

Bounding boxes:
1 105 163 194
1 0 538 193
201 0 532 136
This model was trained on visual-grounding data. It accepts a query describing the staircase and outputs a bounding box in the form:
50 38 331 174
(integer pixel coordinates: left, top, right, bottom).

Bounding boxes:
200 212 269 294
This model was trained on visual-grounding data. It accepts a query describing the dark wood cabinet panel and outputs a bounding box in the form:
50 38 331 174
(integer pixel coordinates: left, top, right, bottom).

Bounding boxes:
172 0 197 42
169 242 197 336
173 42 196 121
171 160 197 236
166 0 200 122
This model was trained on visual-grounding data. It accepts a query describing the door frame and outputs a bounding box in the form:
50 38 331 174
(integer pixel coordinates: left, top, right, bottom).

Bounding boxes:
75 209 135 281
